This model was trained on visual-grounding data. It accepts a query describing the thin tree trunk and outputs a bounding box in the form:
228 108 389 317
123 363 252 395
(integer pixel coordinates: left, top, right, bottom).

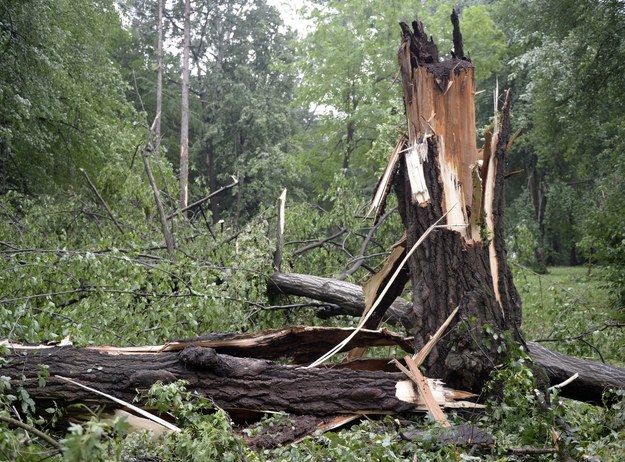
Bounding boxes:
155 0 164 157
528 157 547 272
179 0 190 214
206 140 219 222
142 147 175 255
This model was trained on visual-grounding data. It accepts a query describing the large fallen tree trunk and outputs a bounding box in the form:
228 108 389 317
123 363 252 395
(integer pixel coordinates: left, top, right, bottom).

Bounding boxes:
1 344 478 416
268 271 625 404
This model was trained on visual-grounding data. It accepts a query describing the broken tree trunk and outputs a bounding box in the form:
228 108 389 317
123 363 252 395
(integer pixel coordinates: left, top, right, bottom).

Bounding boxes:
1 344 478 416
268 272 625 404
387 14 523 392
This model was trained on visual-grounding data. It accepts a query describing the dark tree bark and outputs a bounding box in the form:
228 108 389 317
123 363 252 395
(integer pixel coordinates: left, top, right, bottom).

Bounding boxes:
3 346 427 416
393 16 524 392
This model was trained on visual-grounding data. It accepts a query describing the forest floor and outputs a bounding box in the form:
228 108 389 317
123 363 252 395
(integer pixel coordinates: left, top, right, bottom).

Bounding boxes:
515 265 624 366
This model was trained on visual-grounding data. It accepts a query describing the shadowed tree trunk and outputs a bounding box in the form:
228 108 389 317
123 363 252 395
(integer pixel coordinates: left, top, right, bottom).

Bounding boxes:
393 14 524 392
527 152 548 272
155 0 163 157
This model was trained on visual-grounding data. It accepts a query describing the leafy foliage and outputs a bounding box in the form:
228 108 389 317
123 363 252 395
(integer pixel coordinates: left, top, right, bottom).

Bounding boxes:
0 0 141 194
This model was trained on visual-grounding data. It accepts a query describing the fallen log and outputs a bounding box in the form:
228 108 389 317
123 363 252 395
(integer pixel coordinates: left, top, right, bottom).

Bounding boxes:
268 272 416 330
1 345 478 416
268 272 625 404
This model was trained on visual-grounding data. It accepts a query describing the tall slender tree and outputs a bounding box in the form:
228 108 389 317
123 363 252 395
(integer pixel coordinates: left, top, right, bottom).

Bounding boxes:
155 0 164 156
180 0 191 213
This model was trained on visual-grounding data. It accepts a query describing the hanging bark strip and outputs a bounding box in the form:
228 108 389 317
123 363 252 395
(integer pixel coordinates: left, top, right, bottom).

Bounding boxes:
390 13 524 392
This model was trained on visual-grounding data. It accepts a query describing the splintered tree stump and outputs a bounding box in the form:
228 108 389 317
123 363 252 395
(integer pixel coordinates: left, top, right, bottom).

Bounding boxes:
390 15 524 392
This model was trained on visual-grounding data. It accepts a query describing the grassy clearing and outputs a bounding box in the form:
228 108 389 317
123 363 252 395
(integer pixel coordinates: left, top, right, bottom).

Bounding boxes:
513 264 624 366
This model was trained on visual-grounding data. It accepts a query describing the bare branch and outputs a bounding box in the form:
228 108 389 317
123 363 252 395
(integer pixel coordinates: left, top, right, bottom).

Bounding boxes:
292 229 347 257
338 207 396 280
142 146 176 255
80 168 124 235
167 177 239 220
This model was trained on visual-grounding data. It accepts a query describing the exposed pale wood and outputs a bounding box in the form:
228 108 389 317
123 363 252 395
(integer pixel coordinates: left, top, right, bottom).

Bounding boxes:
307 210 452 368
273 188 287 272
361 237 408 328
405 356 450 427
4 326 413 364
412 306 459 366
367 136 405 220
56 375 181 433
393 18 524 392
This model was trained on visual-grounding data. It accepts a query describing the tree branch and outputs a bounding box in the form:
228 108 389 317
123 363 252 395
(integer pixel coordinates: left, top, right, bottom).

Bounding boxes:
166 177 239 220
80 168 124 235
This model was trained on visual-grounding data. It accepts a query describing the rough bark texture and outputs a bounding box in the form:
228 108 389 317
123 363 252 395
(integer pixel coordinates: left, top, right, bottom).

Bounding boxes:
395 18 523 392
2 346 415 416
268 272 416 330
268 272 625 404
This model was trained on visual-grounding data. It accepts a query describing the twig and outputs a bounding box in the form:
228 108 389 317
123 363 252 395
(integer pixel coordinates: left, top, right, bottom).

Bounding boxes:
0 414 62 450
80 168 124 235
504 168 524 179
405 356 450 427
292 229 347 257
338 207 396 280
166 177 239 220
548 373 579 392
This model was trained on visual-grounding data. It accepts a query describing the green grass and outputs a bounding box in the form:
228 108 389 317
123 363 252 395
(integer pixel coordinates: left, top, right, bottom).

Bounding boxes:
513 265 624 366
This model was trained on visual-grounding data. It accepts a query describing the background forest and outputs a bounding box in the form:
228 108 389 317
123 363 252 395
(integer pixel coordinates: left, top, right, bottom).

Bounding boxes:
1 0 625 460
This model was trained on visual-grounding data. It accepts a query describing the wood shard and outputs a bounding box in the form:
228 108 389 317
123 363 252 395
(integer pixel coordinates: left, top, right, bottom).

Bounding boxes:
368 136 406 219
404 356 451 427
405 139 431 206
